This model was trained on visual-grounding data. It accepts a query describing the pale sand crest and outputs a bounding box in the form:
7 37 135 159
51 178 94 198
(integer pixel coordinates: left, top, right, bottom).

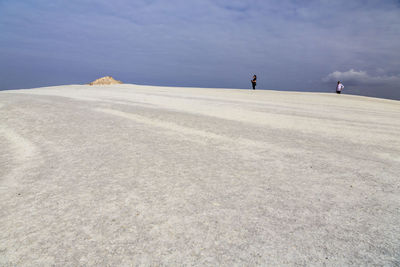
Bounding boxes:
1 84 399 265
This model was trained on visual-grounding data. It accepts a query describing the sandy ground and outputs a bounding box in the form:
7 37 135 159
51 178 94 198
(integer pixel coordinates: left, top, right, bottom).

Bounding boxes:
1 84 400 266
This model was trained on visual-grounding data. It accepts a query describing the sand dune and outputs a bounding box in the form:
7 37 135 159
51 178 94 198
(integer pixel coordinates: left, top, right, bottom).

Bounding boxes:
1 84 399 265
89 76 123 85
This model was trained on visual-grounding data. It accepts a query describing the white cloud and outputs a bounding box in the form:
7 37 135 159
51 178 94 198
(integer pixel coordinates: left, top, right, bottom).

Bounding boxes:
323 69 400 87
323 69 400 99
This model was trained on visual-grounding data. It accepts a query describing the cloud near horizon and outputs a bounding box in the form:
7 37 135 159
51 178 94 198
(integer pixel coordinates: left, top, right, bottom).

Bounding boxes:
0 0 400 99
324 70 400 99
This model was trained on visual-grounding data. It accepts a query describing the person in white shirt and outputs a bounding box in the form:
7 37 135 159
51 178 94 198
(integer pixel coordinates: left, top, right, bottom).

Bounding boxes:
336 81 344 94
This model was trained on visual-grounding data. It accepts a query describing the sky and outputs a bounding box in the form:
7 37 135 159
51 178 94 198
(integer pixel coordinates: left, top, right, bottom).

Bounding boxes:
0 0 400 100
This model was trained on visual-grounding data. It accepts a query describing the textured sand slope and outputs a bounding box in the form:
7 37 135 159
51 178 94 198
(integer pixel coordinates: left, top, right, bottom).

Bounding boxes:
1 85 400 265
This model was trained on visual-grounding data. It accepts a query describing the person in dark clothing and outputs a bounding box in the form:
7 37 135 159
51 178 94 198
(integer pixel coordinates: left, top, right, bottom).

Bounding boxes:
251 75 257 90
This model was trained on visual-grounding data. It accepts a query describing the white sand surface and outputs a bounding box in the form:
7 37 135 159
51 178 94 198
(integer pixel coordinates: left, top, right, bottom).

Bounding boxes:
1 84 400 265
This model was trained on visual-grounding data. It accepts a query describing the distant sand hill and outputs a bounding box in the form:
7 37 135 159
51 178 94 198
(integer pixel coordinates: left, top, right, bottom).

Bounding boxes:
89 76 123 85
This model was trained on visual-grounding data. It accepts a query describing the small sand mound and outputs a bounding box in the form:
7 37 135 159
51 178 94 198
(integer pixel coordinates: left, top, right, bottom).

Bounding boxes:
89 76 123 85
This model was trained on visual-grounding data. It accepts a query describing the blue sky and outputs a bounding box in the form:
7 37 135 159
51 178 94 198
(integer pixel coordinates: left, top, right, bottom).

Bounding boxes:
1 0 400 99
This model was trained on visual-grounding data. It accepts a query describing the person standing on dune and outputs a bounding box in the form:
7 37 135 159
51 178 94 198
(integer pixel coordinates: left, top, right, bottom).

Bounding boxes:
336 81 344 94
251 75 257 90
